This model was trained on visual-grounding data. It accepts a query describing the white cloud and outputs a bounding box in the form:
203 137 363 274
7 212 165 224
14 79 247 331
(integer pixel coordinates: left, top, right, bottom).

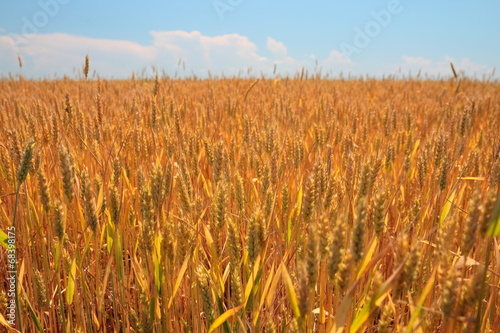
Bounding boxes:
452 57 490 75
323 50 353 66
0 32 157 78
0 35 19 73
266 37 287 59
397 55 492 78
402 55 432 66
0 31 274 78
151 31 267 76
0 35 15 48
0 31 494 80
28 33 155 78
0 30 357 78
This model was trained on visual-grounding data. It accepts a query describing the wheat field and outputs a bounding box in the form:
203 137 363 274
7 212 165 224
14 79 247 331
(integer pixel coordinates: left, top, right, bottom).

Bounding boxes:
0 73 499 332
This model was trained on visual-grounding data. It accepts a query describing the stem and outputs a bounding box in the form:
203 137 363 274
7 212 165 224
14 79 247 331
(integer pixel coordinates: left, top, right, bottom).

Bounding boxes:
475 238 491 333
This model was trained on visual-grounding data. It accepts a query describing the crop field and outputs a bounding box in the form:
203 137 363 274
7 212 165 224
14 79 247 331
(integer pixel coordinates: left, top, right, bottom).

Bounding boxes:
0 75 499 333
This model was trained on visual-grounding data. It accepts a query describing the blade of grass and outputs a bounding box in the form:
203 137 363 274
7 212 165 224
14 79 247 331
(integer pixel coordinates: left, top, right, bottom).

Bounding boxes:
168 248 192 309
282 266 301 319
66 258 77 305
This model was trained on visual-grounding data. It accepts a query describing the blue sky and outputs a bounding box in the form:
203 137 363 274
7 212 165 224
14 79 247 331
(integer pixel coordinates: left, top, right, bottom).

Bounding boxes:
0 0 499 79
